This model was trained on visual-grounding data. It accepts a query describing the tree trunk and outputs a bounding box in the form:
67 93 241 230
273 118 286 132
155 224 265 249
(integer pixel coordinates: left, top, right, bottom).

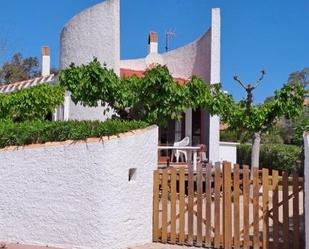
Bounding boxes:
251 131 261 169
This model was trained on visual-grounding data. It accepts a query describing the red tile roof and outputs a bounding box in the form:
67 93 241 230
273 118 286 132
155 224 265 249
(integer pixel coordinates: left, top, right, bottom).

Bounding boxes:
120 68 188 85
0 74 57 94
0 68 187 94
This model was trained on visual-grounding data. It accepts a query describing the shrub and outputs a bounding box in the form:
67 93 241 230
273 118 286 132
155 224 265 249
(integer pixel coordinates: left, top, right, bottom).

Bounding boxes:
237 143 303 173
0 119 148 148
0 83 64 122
295 119 309 146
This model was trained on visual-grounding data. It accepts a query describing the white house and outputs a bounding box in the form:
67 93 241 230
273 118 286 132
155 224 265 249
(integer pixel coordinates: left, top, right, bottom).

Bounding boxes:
0 0 223 163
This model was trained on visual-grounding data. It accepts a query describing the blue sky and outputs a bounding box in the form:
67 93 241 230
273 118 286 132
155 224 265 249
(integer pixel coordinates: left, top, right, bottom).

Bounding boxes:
0 0 308 103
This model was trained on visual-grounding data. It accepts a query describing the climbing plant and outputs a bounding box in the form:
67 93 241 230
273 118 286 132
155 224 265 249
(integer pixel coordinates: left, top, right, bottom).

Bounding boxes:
0 83 64 122
60 59 305 167
60 59 190 126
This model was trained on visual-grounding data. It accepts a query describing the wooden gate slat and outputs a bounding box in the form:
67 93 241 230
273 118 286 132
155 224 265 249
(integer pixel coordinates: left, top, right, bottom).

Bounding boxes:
233 164 240 249
282 172 289 249
223 162 232 249
214 162 221 248
179 167 186 245
205 163 212 247
153 170 160 242
170 168 177 244
153 163 301 249
293 174 299 249
262 168 269 249
187 164 194 246
196 163 203 247
253 167 260 249
243 166 250 249
161 169 168 243
272 170 279 249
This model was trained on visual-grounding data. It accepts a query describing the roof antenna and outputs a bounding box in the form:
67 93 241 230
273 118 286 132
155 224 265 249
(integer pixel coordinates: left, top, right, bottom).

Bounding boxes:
165 29 176 52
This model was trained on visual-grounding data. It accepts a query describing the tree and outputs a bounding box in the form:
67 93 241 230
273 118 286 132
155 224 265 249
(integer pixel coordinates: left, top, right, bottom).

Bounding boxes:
59 59 305 168
59 59 189 126
0 53 39 84
219 84 304 168
288 67 309 86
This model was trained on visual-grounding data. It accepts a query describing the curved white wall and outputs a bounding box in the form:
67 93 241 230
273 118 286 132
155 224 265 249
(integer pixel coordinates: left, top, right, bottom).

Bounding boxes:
120 30 211 81
60 0 120 121
60 0 120 73
162 30 211 82
0 126 158 249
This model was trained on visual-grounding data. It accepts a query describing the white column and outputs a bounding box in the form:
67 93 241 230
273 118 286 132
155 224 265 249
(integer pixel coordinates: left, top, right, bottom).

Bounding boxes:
185 108 192 146
41 46 50 77
63 93 70 121
304 133 309 249
148 32 158 54
208 8 221 163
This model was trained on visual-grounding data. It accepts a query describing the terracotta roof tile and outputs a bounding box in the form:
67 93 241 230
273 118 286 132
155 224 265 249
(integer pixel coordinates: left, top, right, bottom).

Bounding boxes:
120 68 188 85
0 74 57 94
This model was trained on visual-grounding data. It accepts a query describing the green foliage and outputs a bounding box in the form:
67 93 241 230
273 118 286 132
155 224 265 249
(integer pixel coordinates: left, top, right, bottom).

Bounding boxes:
0 53 40 84
237 143 303 173
60 58 305 138
60 59 189 126
295 118 309 146
0 84 64 122
216 82 305 133
130 65 189 124
220 128 251 143
0 119 148 148
288 67 309 86
261 129 284 144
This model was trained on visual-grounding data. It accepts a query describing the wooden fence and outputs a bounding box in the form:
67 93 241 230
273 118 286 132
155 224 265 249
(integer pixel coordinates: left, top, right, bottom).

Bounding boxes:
153 162 305 249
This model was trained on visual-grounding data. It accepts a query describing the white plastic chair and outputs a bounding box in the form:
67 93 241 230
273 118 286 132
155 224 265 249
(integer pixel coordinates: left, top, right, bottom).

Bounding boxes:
172 137 190 162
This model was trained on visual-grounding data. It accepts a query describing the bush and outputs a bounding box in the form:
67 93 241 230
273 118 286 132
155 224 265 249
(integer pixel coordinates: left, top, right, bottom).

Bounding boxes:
0 119 149 148
237 143 303 173
295 119 309 146
0 83 64 122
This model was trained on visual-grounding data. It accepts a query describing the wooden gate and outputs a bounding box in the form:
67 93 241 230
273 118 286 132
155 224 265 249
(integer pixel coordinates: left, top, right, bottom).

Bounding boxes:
153 162 305 248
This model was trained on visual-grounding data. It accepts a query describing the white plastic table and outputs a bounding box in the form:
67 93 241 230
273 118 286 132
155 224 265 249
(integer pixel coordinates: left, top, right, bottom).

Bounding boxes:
158 146 200 170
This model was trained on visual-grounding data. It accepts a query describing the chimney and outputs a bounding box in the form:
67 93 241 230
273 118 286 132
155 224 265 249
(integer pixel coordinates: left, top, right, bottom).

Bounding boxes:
148 32 158 54
41 46 50 76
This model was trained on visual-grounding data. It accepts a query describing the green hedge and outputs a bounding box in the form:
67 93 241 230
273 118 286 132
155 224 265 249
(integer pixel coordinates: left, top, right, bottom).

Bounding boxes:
0 84 64 122
237 143 303 173
0 119 149 148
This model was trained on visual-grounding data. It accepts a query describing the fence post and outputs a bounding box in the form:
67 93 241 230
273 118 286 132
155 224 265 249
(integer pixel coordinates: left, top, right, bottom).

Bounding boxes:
223 161 232 249
153 170 160 242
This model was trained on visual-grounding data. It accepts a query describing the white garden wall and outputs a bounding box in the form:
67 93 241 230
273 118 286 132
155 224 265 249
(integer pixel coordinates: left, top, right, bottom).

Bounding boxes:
304 133 309 249
219 141 238 165
0 126 158 249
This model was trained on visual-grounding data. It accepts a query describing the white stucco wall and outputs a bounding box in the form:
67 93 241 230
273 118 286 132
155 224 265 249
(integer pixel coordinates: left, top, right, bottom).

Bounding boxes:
120 18 213 82
162 30 211 82
0 126 158 249
219 141 238 165
60 0 120 121
60 0 120 73
304 133 309 249
66 99 114 121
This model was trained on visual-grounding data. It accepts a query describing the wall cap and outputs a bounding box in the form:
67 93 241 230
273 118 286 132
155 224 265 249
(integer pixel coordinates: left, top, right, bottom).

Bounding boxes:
0 125 157 152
